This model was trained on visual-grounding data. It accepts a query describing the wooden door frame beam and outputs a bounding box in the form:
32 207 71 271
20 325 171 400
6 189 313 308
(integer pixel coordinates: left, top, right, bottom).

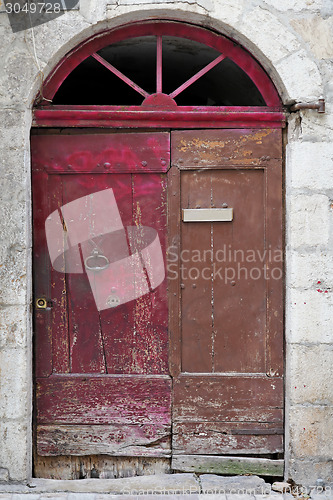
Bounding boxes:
32 106 286 129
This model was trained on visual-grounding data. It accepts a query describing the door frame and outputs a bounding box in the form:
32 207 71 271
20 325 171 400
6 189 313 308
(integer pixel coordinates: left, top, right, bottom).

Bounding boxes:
31 19 286 477
31 125 286 478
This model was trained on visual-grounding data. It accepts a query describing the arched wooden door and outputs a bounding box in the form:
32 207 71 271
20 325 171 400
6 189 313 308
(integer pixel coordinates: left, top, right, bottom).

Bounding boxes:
32 21 285 478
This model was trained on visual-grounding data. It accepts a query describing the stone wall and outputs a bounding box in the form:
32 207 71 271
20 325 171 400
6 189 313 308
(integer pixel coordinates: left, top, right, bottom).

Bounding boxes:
0 0 332 486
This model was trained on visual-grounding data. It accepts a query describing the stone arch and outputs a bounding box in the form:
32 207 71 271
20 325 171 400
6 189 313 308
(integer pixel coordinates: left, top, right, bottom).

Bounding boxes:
36 20 281 108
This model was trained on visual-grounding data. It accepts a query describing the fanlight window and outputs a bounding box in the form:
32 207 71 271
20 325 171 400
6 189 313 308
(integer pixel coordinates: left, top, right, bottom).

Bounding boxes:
53 35 266 107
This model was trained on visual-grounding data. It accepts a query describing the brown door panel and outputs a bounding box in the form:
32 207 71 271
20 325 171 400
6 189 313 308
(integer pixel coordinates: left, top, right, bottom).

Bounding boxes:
170 129 283 456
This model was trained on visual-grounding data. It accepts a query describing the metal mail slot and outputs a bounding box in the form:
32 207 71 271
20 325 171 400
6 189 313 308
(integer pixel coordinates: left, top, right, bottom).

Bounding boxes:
182 208 233 222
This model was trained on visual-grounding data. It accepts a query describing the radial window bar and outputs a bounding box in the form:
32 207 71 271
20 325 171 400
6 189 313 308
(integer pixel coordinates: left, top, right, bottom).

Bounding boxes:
91 36 226 104
91 52 149 99
169 54 225 99
156 35 163 94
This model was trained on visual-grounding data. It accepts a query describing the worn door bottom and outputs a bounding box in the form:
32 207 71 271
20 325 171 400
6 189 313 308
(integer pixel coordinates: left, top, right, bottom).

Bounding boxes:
34 455 171 479
34 454 284 479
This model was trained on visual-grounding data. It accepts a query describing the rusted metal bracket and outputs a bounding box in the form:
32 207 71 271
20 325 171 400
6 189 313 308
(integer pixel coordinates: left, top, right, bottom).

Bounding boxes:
289 98 325 113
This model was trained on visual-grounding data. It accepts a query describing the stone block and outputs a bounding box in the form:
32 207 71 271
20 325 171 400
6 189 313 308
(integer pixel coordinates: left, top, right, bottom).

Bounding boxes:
0 467 9 482
12 495 41 500
298 104 333 142
30 12 90 67
276 50 322 101
120 472 200 494
198 494 227 500
290 16 333 59
113 0 214 9
289 345 333 405
239 7 300 64
287 250 333 289
29 474 200 493
106 2 213 19
289 406 333 459
0 347 29 420
117 0 212 4
0 247 28 306
80 0 107 23
0 200 27 248
0 22 24 60
0 305 29 349
200 474 269 494
272 482 292 493
286 194 330 248
286 288 333 344
0 44 38 107
0 146 30 191
210 0 245 26
288 458 333 486
0 173 27 206
311 490 333 499
262 0 322 12
0 110 30 150
255 496 292 500
0 201 29 306
287 142 333 191
0 421 30 481
67 494 96 500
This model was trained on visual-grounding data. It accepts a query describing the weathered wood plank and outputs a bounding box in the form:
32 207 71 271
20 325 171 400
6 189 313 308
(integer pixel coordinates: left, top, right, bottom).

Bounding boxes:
36 375 172 425
37 424 171 457
62 175 108 373
265 160 284 376
171 129 282 167
172 455 284 476
180 170 213 373
131 173 168 374
34 455 170 479
32 167 53 378
211 169 266 373
31 132 170 174
167 166 181 377
173 375 284 422
50 175 71 374
94 173 139 374
89 174 134 374
173 422 283 455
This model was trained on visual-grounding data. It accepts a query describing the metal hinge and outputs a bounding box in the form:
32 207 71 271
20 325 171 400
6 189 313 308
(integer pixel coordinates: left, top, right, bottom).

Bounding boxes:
289 98 325 113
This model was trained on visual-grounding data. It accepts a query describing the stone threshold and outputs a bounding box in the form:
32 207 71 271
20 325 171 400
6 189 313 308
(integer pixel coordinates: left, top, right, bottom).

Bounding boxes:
0 474 281 495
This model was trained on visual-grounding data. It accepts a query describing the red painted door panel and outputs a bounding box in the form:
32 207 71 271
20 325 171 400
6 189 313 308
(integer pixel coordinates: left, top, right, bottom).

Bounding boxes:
32 133 171 456
170 129 284 455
